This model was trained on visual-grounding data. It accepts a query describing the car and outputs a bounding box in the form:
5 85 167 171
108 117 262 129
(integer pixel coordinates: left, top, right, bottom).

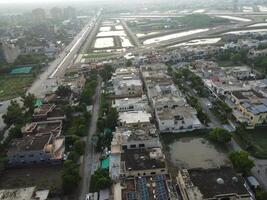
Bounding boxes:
0 103 3 107
85 194 90 200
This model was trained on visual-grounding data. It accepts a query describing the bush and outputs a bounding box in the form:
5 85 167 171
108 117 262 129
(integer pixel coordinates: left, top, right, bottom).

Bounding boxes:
208 128 232 144
229 151 255 174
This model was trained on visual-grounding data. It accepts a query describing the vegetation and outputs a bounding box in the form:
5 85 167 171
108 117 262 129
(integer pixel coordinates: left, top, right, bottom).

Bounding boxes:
255 187 267 200
234 126 267 158
90 169 112 192
3 100 25 127
175 68 209 97
208 128 232 144
62 160 80 194
0 75 34 101
56 85 72 98
187 96 210 125
229 151 255 174
210 99 232 124
80 75 98 105
95 93 118 152
178 14 229 28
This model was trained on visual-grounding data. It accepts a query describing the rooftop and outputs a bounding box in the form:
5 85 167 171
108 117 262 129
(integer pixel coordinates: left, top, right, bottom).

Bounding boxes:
188 167 250 199
0 187 49 200
119 111 151 125
121 148 166 171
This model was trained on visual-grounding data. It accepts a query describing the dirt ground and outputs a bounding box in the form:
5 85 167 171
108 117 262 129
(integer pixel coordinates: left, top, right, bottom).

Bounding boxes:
0 166 62 191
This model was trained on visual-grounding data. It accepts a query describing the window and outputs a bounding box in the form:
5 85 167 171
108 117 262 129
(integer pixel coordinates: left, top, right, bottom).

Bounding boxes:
130 144 136 148
151 172 156 175
139 144 145 148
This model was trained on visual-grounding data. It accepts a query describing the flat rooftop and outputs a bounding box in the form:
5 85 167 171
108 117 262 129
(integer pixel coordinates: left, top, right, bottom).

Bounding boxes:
121 148 165 171
119 111 151 125
188 167 250 199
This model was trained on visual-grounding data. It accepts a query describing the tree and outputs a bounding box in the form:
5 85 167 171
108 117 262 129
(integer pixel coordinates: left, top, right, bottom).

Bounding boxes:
74 140 85 155
90 169 112 192
126 60 132 67
208 128 232 144
105 107 118 131
56 85 72 97
229 151 255 174
62 160 80 194
22 93 36 115
3 100 24 127
256 187 267 200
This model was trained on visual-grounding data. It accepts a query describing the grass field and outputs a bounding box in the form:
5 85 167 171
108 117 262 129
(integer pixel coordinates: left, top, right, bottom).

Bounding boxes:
234 127 267 158
0 75 34 101
0 166 62 191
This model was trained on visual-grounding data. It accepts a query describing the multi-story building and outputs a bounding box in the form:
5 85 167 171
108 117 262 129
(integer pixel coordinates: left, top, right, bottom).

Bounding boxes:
112 95 148 112
177 168 251 200
7 120 65 166
0 187 49 200
230 90 267 126
0 41 20 63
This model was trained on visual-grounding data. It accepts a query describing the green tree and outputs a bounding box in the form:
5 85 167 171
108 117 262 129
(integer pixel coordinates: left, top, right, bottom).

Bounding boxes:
62 160 80 194
3 100 24 127
22 93 36 115
126 60 132 67
256 187 267 200
90 169 112 192
208 128 232 144
229 151 255 174
74 140 86 155
56 85 72 97
105 107 118 131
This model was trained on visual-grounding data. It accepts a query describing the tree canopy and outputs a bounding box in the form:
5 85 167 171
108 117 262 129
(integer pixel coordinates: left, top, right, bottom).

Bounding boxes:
229 151 255 174
208 128 232 144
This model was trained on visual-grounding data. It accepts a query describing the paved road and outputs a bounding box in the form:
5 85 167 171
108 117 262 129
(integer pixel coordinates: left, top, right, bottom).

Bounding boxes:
79 77 102 200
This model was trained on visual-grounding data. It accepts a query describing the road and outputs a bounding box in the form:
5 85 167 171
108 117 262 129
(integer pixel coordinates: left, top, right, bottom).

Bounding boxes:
29 12 101 97
79 77 102 200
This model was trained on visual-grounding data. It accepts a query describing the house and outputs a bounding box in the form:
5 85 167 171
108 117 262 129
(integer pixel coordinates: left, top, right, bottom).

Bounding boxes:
230 90 267 126
176 168 251 200
118 111 152 129
112 95 148 112
225 66 253 80
33 104 66 121
120 148 167 177
111 126 160 151
155 104 201 133
7 121 65 166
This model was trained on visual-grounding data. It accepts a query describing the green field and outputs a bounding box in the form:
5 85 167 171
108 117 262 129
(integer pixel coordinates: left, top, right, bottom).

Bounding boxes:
0 75 34 101
234 127 267 158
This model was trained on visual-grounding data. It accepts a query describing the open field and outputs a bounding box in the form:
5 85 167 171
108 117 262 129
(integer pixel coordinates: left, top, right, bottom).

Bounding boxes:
0 75 34 101
234 127 267 158
0 166 62 191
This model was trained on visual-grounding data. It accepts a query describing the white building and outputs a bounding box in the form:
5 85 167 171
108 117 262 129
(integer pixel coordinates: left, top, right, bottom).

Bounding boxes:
112 95 148 112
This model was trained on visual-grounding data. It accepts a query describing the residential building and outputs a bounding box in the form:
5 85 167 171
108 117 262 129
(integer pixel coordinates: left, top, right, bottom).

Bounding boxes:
230 90 267 125
32 8 46 22
177 168 251 200
0 41 20 63
155 104 201 133
225 66 253 80
120 148 167 177
113 78 143 98
118 111 152 129
63 6 76 19
112 95 148 112
111 126 160 151
7 121 65 166
50 7 63 19
33 104 66 121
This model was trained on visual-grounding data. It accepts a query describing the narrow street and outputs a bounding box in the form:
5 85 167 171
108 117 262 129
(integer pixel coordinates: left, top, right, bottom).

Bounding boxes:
79 76 102 200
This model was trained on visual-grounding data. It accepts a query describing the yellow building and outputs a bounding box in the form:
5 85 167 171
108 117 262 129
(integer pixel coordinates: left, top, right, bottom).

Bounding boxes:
231 90 267 126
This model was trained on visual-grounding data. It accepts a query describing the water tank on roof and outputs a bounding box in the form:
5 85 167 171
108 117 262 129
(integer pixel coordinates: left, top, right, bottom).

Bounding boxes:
216 178 224 185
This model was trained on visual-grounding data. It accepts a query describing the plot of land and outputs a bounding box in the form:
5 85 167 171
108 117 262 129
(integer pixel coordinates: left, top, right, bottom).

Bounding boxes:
0 75 34 101
169 137 230 169
0 166 62 191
